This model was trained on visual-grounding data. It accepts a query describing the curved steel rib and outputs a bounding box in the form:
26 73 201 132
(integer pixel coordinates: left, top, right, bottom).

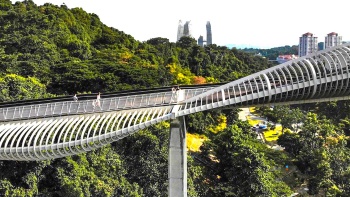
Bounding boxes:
176 43 350 117
0 106 173 160
1 43 350 161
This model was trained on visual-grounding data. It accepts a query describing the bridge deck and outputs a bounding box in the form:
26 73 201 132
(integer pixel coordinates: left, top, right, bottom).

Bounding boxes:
0 87 216 122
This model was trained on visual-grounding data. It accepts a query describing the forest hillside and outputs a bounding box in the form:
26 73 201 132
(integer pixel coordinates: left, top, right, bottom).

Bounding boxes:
0 1 349 197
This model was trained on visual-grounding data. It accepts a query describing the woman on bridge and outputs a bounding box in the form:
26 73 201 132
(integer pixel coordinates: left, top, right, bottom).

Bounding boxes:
93 92 101 110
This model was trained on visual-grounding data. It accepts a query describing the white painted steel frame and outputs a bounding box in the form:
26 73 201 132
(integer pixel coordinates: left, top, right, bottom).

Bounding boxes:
1 43 350 161
175 43 350 117
0 106 173 160
0 88 218 122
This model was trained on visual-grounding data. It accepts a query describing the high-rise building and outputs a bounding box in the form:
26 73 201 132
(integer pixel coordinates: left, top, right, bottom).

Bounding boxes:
206 21 212 45
197 21 213 46
177 20 184 41
177 20 192 41
298 32 318 57
183 21 192 37
198 35 204 47
325 32 342 49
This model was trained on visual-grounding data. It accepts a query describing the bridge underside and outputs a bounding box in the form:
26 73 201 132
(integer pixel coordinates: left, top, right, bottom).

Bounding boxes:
1 43 350 160
0 106 173 160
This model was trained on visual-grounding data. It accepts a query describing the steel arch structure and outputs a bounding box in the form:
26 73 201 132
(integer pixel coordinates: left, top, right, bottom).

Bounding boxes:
176 43 350 117
0 43 350 161
0 106 173 161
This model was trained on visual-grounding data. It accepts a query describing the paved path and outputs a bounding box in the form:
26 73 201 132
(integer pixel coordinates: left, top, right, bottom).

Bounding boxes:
238 108 266 123
238 108 250 121
238 108 265 141
238 107 284 148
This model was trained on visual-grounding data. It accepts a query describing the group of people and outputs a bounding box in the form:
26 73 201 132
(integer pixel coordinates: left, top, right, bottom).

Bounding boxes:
170 85 181 103
171 85 181 93
73 92 102 110
73 86 181 108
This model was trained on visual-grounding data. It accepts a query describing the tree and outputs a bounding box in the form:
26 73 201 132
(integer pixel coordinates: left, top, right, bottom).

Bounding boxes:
176 36 197 49
191 76 206 84
272 106 304 133
0 160 48 196
0 74 48 102
277 131 301 157
278 112 350 196
199 125 292 196
0 1 308 196
315 101 350 123
38 146 142 197
338 117 350 136
112 122 169 197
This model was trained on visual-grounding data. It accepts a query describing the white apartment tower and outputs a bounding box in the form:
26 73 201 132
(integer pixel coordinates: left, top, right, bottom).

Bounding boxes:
325 32 342 49
299 32 318 57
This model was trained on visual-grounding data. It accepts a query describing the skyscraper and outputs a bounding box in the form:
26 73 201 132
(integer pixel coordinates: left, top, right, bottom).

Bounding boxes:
325 32 342 49
177 20 184 41
183 21 192 37
206 21 212 45
197 21 213 46
198 35 204 47
298 32 318 57
177 20 192 41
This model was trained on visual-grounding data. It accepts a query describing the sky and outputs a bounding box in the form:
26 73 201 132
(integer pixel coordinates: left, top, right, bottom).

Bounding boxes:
11 0 350 49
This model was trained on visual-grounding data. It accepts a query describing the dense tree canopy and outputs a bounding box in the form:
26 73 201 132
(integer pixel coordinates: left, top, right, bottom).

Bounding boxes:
0 0 273 96
0 1 349 197
242 45 298 61
278 113 350 196
197 124 292 196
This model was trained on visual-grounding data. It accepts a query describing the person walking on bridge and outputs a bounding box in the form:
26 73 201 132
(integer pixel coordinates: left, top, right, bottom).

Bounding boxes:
92 92 102 110
170 87 177 103
73 94 78 102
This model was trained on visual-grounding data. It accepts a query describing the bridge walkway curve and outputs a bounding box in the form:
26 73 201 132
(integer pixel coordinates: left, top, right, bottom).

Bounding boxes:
0 43 350 161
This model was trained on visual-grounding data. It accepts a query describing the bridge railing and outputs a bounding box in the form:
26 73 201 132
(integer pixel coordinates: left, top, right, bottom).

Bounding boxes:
0 92 173 122
0 87 217 122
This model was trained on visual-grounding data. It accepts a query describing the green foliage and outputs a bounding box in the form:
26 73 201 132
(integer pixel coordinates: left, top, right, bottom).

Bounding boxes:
112 124 169 197
278 113 350 196
0 146 141 197
0 160 50 197
0 1 306 196
277 131 301 157
242 45 298 61
315 100 350 123
197 124 292 196
0 0 273 93
257 106 304 133
41 146 141 197
0 74 48 101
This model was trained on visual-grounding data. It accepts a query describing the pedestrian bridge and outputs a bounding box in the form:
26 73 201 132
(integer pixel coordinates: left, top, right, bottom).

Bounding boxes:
1 43 350 161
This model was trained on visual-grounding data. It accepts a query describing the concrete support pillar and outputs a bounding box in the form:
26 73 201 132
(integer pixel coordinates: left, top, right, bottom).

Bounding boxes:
169 117 187 197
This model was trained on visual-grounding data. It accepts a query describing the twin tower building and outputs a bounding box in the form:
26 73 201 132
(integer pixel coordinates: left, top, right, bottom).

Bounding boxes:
176 20 212 47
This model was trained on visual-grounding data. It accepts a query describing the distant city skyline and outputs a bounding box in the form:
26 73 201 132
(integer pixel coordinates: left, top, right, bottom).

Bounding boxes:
10 0 350 49
197 21 212 47
177 20 192 41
